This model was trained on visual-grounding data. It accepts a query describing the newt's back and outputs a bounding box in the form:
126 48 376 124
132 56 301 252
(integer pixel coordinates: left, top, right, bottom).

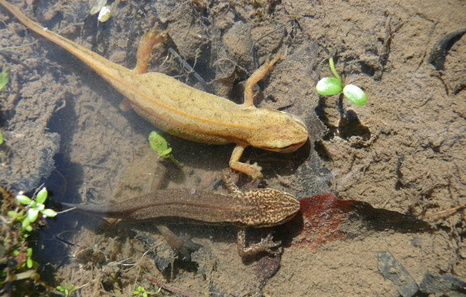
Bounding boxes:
65 188 300 228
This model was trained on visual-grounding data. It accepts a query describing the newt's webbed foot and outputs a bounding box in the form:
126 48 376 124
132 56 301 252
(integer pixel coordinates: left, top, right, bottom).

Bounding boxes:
237 230 282 258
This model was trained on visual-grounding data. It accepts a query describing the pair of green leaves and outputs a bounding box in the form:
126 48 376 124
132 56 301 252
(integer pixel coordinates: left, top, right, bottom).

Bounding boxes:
316 58 367 106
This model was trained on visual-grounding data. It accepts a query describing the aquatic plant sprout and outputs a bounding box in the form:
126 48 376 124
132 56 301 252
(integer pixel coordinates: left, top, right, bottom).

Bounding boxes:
148 131 182 168
14 187 57 231
149 131 172 157
316 57 367 106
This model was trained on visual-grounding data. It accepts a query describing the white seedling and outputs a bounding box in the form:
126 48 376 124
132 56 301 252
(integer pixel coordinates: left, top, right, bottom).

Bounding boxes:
98 6 112 22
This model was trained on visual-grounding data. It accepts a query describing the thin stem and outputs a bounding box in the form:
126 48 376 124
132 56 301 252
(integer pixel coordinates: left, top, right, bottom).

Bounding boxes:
168 155 183 168
329 57 342 82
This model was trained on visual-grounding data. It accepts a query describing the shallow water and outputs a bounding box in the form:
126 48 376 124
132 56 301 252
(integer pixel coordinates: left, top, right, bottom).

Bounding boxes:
1 0 465 296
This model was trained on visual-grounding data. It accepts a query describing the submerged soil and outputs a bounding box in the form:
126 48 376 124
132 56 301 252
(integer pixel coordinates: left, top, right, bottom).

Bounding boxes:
0 0 465 296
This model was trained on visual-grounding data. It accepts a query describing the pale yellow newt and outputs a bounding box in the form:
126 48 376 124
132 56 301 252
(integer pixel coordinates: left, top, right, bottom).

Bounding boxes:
0 0 309 179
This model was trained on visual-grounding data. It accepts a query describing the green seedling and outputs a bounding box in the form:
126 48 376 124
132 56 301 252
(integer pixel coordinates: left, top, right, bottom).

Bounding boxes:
133 285 161 297
11 187 57 232
148 131 182 168
26 248 34 269
0 68 10 91
56 283 83 297
316 57 367 106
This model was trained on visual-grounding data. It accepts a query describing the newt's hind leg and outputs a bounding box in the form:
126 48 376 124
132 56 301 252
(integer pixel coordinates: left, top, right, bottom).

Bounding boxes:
243 55 281 107
121 24 168 111
134 23 168 74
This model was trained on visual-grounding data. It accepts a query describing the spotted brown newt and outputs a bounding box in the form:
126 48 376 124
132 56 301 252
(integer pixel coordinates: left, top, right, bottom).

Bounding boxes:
64 187 300 257
0 0 309 179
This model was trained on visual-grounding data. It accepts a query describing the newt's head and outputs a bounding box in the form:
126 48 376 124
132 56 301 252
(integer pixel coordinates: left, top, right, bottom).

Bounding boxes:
238 188 300 227
247 109 309 153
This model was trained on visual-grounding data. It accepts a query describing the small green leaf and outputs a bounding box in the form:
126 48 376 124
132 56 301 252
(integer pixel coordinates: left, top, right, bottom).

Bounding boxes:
148 131 182 168
22 217 31 229
16 194 32 205
8 210 19 219
159 147 172 157
343 84 367 106
133 286 144 295
26 249 34 268
27 208 39 223
30 201 38 209
0 131 3 145
316 77 343 96
41 208 57 217
0 68 10 91
148 131 170 155
149 135 171 155
36 187 48 204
